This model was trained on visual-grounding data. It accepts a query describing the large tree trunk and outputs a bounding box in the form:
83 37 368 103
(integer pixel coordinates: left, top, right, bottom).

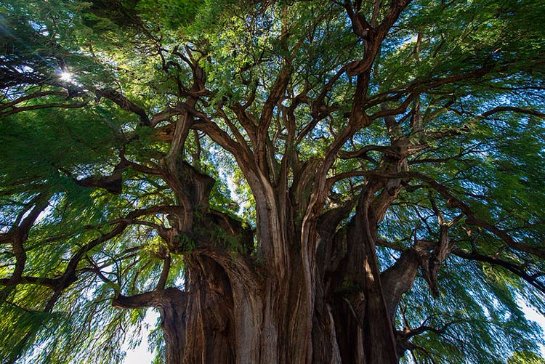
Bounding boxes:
130 126 413 363
155 211 400 364
143 140 414 364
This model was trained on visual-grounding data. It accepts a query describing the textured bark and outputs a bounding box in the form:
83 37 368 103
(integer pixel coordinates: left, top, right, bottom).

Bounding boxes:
145 202 404 364
381 249 420 320
139 137 416 363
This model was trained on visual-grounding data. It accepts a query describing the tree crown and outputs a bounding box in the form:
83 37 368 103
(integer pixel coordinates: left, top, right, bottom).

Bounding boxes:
1 0 545 362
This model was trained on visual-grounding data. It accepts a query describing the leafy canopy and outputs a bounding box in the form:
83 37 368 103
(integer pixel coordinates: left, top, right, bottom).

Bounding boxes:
1 0 545 363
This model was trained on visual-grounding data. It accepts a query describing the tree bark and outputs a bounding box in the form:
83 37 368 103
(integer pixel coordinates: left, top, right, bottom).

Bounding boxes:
147 209 403 364
139 141 413 364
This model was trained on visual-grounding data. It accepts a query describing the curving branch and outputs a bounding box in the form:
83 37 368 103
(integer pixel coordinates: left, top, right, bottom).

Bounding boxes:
453 248 545 295
0 194 50 287
95 88 150 126
112 287 185 309
367 171 545 259
481 106 545 118
0 100 89 117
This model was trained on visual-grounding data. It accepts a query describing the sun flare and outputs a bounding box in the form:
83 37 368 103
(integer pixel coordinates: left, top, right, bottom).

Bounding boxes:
59 71 73 82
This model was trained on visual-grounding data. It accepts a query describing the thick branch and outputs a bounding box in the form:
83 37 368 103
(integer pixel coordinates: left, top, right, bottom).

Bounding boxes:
453 249 545 294
368 171 545 259
96 88 150 126
112 287 185 309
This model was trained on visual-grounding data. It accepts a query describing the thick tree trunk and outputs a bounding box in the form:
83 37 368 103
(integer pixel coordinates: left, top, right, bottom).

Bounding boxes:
156 215 400 364
160 290 187 364
146 141 408 363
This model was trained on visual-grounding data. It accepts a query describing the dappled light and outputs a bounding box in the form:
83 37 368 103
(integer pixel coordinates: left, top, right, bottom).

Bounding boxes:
1 0 545 363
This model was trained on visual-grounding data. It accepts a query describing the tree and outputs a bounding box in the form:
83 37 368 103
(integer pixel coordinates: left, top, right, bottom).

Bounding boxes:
1 0 545 362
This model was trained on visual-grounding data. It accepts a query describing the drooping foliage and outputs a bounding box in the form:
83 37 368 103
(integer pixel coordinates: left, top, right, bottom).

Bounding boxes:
1 0 545 363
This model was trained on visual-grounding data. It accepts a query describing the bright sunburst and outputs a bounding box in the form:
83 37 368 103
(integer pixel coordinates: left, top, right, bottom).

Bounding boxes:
59 71 73 82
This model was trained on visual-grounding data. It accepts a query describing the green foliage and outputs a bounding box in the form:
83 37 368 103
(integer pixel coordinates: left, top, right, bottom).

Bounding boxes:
397 258 544 363
1 0 545 362
509 351 545 364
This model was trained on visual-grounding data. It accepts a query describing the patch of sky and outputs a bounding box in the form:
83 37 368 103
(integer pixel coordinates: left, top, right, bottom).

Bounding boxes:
122 309 160 364
519 299 545 356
